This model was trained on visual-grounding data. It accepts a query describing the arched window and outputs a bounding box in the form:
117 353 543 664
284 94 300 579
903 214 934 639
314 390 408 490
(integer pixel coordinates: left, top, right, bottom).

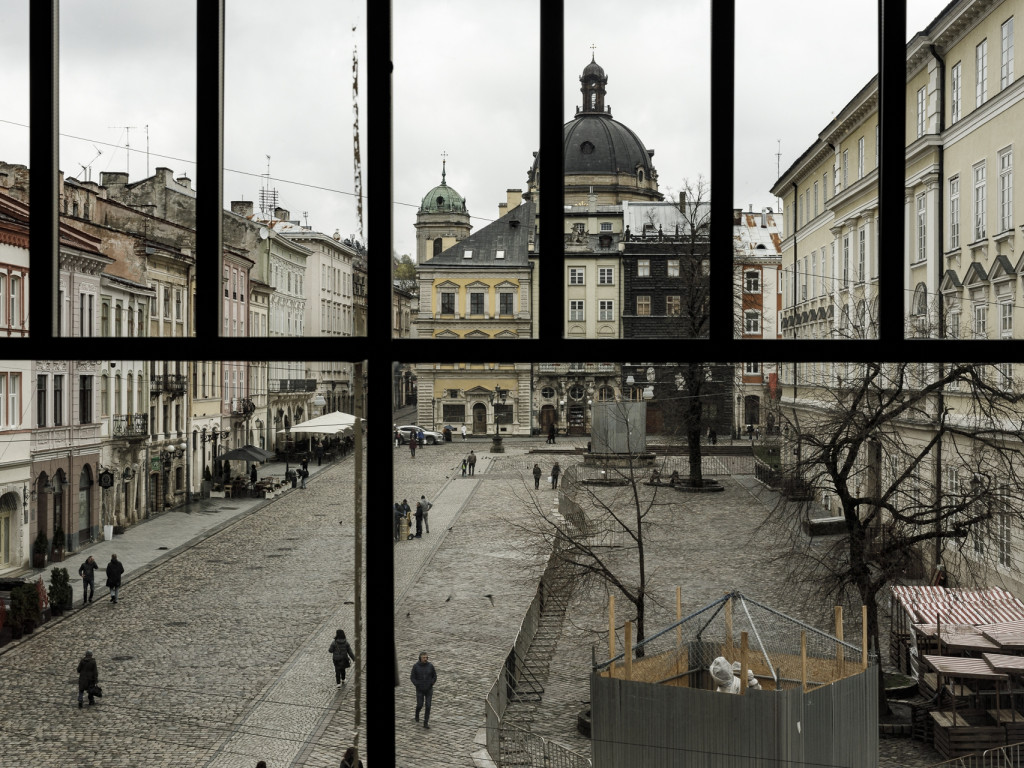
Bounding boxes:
597 386 615 401
433 238 442 257
114 374 122 417
127 373 133 415
856 300 867 331
913 282 927 316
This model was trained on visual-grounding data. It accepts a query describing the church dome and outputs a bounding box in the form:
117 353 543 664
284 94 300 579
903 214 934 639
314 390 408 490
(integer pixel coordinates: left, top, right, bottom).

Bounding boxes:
527 57 660 203
419 161 467 214
563 115 655 178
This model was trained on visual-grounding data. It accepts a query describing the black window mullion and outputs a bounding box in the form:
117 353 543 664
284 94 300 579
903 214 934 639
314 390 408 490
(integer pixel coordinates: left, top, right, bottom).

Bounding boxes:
29 0 59 341
538 0 564 339
877 0 906 344
196 1 224 340
367 0 396 759
710 0 735 345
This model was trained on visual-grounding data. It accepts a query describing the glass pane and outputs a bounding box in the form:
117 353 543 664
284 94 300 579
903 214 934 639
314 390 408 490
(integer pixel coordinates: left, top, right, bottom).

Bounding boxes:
0 1 30 338
393 0 539 340
916 1 1016 340
563 1 711 340
225 0 367 339
58 1 196 338
738 1 879 342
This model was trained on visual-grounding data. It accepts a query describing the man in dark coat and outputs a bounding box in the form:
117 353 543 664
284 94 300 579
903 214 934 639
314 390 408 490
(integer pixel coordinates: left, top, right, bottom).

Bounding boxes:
467 450 476 476
410 651 437 728
78 555 98 604
250 464 258 487
77 650 98 708
532 463 542 490
551 461 561 489
414 502 424 538
105 554 125 603
547 423 556 444
394 503 403 542
328 629 356 687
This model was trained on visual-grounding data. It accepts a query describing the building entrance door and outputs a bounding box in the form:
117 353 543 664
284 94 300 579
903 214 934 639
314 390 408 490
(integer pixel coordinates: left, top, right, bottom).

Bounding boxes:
568 405 586 435
149 473 161 516
539 405 557 433
472 403 487 434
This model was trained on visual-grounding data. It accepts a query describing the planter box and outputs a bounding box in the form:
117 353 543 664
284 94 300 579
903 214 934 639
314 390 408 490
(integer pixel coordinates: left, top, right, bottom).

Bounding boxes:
209 490 226 499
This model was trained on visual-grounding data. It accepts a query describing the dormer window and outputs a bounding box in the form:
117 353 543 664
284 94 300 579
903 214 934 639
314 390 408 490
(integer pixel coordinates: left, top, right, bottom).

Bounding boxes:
463 250 473 259
581 141 594 155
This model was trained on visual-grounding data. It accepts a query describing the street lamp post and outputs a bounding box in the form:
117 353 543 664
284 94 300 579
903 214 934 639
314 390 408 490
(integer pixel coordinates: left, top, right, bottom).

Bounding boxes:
488 384 507 453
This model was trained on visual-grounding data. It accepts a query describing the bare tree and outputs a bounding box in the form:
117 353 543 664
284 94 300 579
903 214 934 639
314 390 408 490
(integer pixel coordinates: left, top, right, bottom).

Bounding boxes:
766 361 1024 714
515 401 675 657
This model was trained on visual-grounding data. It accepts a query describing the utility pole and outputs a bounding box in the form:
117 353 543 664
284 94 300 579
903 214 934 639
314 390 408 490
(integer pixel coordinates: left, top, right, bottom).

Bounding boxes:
352 360 364 762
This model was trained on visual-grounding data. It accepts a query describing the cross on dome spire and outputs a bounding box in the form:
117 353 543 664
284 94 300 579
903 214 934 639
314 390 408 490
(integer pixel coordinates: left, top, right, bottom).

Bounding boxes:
441 150 448 185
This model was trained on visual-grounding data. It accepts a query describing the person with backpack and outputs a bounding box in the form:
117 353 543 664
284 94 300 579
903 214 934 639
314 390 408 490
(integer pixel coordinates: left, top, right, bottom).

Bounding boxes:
328 629 355 687
419 495 432 533
78 555 98 605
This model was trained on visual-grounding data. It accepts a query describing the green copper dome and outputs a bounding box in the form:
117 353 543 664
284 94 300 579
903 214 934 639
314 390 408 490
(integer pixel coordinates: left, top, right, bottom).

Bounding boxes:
419 162 467 214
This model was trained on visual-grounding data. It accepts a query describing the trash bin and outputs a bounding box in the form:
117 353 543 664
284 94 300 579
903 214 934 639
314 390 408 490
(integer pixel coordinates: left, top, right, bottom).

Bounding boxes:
103 524 114 541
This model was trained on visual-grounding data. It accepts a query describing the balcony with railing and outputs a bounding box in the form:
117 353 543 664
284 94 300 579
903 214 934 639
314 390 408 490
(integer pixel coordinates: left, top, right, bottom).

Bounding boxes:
231 397 256 417
269 378 317 393
150 374 187 397
536 363 617 374
112 413 149 441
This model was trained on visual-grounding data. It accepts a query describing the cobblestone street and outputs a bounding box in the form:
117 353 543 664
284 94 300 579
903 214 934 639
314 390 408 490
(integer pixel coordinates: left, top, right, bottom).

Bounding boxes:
393 437 945 768
0 457 365 768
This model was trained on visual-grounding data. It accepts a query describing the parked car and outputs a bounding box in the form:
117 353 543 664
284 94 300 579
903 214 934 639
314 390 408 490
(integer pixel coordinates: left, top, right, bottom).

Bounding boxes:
396 425 444 445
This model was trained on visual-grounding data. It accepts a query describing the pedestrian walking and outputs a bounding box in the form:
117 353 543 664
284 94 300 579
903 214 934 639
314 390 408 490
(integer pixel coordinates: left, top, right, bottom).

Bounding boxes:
551 461 561 489
419 495 432 533
409 434 417 458
301 457 309 474
467 450 476 476
417 429 426 445
394 427 401 447
299 467 308 489
78 555 98 605
411 651 437 728
316 439 324 466
461 424 467 441
532 463 542 490
710 428 717 445
394 503 403 542
105 554 124 603
77 650 98 708
328 629 355 687
414 501 424 538
461 458 467 476
548 423 556 444
340 746 364 768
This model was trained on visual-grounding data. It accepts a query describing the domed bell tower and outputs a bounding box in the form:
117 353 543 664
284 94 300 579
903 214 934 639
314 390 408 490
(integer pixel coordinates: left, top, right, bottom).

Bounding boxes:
579 53 608 115
415 155 471 263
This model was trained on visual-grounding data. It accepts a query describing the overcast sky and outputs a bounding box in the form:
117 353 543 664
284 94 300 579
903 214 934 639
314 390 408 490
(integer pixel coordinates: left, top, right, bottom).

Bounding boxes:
1 0 948 261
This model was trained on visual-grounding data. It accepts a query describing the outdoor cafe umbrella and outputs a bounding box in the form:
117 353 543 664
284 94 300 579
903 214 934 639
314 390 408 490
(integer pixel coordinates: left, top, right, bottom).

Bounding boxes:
241 444 273 461
219 446 268 464
278 411 359 452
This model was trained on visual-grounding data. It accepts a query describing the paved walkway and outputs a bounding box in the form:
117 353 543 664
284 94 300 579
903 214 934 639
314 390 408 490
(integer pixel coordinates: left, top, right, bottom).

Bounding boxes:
0 453 366 768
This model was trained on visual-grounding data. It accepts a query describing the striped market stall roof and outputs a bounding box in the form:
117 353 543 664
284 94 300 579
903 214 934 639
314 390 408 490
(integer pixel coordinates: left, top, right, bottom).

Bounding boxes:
923 654 1010 681
982 653 1024 674
892 585 1024 625
912 623 1001 652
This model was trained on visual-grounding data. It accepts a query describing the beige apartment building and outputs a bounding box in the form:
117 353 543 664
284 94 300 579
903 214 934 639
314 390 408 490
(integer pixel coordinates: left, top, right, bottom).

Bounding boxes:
770 0 1024 593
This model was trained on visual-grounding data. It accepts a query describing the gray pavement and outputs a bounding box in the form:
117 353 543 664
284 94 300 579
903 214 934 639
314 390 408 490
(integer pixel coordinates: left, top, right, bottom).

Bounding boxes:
0 453 366 768
391 438 944 768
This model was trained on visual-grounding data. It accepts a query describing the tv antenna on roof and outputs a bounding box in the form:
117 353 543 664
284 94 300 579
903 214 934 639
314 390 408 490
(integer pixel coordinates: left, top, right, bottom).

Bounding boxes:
259 154 278 217
76 145 103 182
109 125 137 179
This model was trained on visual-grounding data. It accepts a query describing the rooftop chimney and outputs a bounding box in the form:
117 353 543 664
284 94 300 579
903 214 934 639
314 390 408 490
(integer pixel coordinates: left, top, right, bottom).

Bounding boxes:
231 200 254 217
274 207 290 221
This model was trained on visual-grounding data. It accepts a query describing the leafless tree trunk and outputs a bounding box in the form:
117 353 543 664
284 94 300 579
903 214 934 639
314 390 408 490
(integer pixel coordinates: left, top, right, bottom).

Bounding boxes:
763 361 1024 714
